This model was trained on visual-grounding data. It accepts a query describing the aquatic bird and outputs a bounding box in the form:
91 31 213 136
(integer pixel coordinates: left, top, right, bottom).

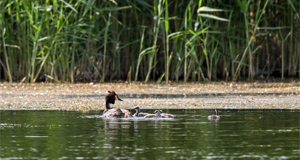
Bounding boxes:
161 112 174 118
207 108 220 121
132 106 150 117
144 110 162 118
102 91 132 118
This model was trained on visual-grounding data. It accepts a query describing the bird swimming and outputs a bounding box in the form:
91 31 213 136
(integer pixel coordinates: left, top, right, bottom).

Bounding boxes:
132 106 150 117
102 91 132 118
207 108 220 121
144 110 162 118
161 111 174 118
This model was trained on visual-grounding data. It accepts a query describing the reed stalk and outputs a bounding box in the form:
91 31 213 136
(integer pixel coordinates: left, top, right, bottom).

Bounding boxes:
102 12 111 82
0 0 299 82
163 0 170 83
233 0 269 81
2 29 13 82
145 0 162 83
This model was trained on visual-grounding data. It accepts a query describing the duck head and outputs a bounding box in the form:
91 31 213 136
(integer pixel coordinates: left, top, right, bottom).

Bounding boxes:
106 90 123 104
154 110 162 116
215 108 219 115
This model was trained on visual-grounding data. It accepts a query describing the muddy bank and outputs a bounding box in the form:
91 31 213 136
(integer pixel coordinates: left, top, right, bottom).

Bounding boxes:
0 82 299 110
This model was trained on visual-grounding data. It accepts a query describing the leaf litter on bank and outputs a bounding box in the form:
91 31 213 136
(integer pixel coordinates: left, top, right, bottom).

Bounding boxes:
0 82 299 111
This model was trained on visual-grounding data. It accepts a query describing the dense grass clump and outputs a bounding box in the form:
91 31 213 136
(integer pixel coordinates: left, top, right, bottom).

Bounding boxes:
0 0 299 83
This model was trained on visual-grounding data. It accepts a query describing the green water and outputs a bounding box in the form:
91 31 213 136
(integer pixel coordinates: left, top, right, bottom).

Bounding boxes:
0 110 299 159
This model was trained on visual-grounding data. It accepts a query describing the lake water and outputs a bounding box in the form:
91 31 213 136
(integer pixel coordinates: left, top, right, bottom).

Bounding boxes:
0 109 299 159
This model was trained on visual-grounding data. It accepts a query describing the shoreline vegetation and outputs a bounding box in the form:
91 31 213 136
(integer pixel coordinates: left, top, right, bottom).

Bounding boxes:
1 1 300 83
0 82 299 111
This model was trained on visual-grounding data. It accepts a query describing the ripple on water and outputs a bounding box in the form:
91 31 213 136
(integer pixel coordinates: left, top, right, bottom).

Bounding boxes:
82 115 103 118
0 109 298 159
25 136 48 138
81 115 176 121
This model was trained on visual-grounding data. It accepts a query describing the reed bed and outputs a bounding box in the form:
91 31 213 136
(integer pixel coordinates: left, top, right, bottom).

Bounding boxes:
0 0 299 83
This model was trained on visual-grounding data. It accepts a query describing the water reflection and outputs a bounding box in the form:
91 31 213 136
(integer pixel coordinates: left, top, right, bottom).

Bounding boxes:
0 110 299 159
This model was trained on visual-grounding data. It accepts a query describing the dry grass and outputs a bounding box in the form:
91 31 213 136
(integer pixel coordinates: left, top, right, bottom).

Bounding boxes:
0 82 299 111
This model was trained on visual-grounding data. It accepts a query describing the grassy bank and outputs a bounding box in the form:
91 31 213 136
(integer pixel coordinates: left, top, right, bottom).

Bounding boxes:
1 0 300 83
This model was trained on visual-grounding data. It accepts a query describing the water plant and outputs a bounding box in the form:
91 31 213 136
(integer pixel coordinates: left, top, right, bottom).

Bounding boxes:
0 0 299 82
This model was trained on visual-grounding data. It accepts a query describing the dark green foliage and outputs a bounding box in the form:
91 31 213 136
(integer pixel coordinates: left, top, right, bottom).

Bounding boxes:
0 0 299 82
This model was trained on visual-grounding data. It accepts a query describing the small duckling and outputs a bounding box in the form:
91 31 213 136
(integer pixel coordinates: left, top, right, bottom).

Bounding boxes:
144 110 162 118
132 106 150 117
208 108 220 121
161 112 174 118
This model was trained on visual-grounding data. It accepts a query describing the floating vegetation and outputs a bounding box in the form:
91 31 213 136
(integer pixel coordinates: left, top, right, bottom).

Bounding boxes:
0 82 299 111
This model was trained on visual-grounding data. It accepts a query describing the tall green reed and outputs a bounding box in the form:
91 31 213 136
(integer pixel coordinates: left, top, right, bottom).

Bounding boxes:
145 0 162 83
0 0 299 83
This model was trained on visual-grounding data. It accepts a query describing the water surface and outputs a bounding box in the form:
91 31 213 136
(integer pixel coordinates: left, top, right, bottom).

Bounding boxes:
0 109 299 159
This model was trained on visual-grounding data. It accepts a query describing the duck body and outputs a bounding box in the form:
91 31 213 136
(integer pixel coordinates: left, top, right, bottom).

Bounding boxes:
102 91 132 118
103 108 124 118
132 106 150 117
161 113 174 118
120 109 132 118
207 109 220 121
207 115 220 121
135 112 149 117
144 110 162 118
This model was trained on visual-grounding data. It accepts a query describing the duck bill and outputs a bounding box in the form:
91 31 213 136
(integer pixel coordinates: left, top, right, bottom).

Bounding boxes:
116 94 123 101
